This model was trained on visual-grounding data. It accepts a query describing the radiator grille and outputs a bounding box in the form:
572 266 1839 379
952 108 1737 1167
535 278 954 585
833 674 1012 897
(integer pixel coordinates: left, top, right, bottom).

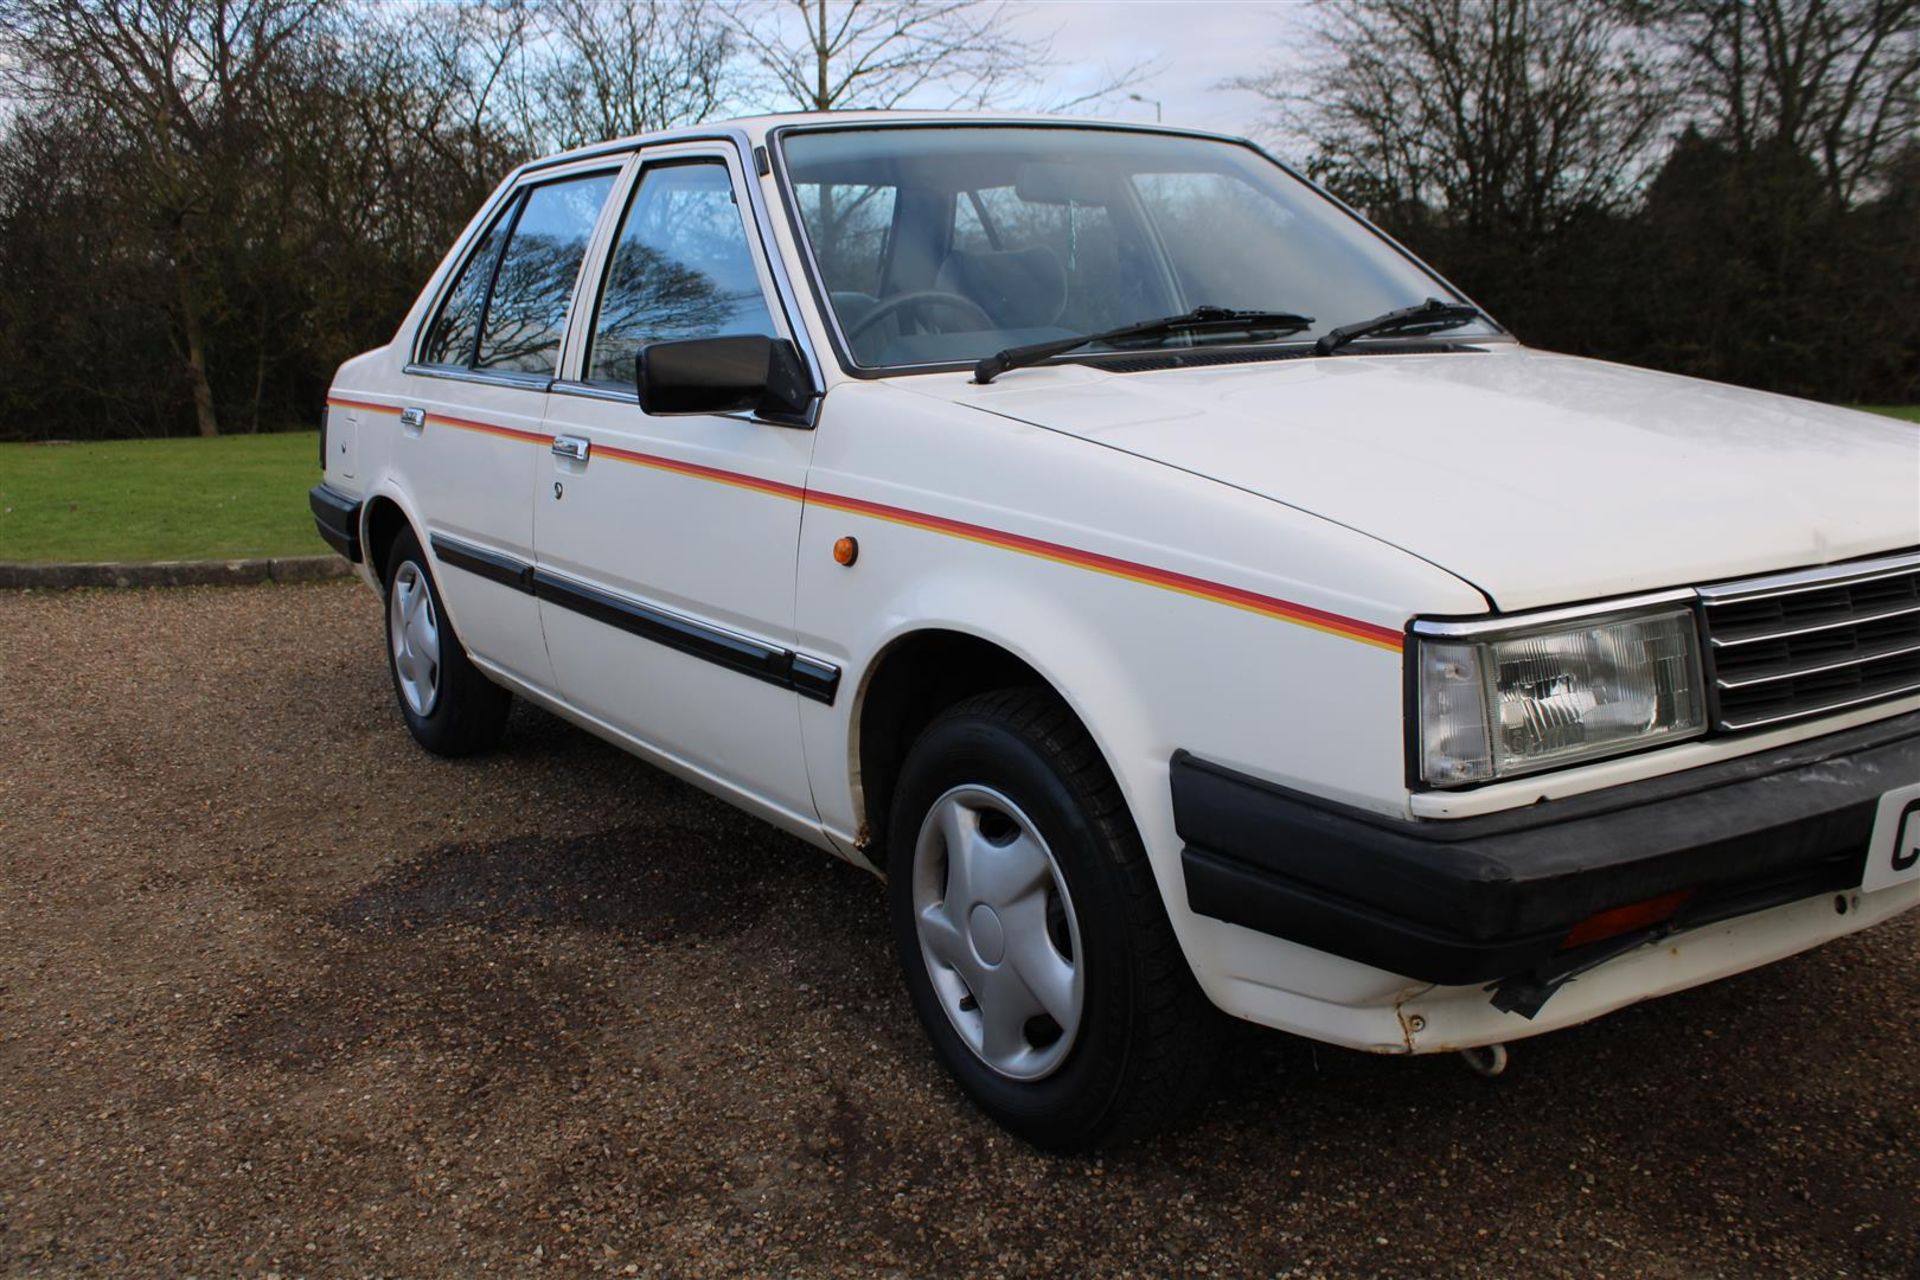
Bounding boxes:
1700 553 1920 731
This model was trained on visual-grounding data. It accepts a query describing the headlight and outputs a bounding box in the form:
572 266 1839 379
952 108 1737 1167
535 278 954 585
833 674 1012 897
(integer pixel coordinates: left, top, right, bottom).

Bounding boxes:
1415 604 1707 786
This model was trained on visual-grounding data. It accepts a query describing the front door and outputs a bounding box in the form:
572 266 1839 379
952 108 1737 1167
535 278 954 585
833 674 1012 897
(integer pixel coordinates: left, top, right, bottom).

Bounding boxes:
534 147 821 826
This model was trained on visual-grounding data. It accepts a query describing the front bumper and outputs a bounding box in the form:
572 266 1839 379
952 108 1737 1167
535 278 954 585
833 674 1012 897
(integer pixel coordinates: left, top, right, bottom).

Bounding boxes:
1175 711 1920 1011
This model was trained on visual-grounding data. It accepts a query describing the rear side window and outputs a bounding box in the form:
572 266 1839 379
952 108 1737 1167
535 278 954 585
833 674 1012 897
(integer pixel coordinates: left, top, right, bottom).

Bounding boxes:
587 161 777 387
420 171 616 374
476 174 616 373
421 205 513 367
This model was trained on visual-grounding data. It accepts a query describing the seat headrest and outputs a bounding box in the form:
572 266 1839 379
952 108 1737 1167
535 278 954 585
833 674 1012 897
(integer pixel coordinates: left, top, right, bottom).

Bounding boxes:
936 246 1067 329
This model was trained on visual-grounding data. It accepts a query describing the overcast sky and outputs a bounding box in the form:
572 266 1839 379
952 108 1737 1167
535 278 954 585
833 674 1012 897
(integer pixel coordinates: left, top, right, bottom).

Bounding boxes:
996 1 1319 149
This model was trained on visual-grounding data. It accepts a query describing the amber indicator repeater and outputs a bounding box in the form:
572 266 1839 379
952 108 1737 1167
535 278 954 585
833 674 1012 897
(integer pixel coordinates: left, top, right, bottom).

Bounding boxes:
833 536 859 567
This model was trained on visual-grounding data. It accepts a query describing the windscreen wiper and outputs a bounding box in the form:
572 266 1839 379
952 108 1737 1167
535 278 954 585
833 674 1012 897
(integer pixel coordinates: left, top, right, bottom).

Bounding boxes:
1312 297 1483 356
974 305 1314 384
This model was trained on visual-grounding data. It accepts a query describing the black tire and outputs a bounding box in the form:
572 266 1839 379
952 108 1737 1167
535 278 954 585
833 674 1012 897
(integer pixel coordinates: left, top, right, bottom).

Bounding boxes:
887 687 1219 1151
381 526 511 757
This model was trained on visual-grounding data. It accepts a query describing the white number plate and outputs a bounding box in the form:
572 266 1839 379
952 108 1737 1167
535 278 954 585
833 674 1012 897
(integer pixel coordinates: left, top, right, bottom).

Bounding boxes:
1863 780 1920 894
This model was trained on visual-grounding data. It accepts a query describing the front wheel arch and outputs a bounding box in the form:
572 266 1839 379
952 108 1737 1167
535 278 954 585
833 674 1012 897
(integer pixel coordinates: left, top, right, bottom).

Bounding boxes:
853 628 1051 869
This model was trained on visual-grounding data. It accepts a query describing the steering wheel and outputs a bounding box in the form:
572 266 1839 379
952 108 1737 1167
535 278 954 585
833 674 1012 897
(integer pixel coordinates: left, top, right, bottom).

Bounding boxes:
845 290 997 343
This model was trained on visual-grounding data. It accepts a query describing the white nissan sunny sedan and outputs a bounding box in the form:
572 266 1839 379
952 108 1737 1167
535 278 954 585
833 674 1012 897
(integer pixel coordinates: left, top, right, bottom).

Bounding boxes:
313 112 1920 1149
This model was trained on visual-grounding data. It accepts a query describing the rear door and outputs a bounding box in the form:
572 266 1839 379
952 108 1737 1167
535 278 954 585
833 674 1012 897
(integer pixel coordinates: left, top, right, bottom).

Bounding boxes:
533 144 824 825
394 160 622 689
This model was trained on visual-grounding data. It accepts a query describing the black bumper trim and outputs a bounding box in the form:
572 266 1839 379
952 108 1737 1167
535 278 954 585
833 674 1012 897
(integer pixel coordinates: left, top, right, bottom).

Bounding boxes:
308 484 362 563
1174 711 1918 985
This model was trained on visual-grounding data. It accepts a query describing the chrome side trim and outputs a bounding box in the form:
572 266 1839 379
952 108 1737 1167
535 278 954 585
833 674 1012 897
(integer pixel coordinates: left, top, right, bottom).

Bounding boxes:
549 379 639 404
402 363 554 392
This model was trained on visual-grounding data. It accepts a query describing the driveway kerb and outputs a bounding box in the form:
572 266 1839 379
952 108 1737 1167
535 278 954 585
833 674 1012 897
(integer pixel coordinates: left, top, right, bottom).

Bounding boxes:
0 553 352 590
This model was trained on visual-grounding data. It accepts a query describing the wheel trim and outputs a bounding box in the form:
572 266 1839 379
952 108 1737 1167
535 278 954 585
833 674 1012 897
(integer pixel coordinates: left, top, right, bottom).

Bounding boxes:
911 784 1085 1082
389 562 442 717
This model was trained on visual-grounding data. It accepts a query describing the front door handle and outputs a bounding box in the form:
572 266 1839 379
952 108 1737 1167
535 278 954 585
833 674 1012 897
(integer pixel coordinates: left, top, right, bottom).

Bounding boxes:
399 406 426 434
551 434 591 464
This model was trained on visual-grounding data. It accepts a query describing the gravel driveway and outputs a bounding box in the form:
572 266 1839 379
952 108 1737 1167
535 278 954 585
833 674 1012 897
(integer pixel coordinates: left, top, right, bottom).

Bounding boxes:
1 581 1915 1277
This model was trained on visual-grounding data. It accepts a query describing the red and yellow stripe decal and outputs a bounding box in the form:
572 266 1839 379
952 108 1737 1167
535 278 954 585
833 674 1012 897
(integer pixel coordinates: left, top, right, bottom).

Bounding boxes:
804 489 1402 649
326 396 400 416
594 441 809 502
327 395 1402 652
429 412 550 446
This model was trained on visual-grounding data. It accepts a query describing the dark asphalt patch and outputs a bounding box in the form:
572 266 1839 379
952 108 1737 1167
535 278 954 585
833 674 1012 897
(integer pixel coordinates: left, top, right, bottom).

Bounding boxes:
327 824 795 940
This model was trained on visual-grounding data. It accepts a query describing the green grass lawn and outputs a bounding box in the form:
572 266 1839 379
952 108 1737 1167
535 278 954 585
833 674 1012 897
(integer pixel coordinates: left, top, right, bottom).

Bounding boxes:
0 405 1914 564
0 432 321 563
1860 405 1920 423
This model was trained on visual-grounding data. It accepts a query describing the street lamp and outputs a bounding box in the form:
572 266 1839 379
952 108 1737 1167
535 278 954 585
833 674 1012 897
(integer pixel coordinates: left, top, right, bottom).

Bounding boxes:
1129 93 1163 124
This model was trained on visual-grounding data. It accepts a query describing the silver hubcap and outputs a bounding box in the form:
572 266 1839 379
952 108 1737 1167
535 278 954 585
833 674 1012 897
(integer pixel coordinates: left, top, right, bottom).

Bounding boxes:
912 785 1084 1081
388 561 442 717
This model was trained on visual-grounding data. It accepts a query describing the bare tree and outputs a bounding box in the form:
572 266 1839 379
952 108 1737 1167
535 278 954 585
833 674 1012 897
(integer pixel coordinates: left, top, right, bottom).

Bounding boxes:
1241 0 1672 241
0 0 328 436
1647 0 1920 203
517 0 734 150
720 0 1110 113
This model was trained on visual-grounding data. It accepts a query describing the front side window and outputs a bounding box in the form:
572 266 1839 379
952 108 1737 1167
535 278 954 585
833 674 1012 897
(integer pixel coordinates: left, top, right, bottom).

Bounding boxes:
779 126 1498 370
587 161 777 386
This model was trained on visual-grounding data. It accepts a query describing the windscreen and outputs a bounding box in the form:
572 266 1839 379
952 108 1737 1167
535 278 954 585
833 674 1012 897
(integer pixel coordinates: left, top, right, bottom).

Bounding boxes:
779 125 1495 370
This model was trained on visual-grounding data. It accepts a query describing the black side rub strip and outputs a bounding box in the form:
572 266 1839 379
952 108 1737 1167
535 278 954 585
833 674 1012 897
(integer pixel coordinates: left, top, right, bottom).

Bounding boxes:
1172 711 1919 1003
309 484 363 563
427 535 840 704
533 568 789 684
431 535 534 593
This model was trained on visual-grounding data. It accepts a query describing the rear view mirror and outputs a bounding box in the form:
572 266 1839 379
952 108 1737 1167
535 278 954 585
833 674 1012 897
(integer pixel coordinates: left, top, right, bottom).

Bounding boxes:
636 335 813 420
1013 161 1117 206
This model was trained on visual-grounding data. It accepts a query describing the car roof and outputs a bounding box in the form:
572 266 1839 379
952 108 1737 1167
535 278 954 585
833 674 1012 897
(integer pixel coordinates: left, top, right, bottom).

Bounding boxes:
519 110 1246 176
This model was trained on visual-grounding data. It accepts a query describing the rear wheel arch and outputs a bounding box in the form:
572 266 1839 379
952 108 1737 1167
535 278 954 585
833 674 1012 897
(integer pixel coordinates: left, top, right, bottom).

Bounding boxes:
361 495 411 583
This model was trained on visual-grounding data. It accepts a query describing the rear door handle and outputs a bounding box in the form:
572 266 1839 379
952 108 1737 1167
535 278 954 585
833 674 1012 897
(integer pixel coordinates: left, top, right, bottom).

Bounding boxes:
551 434 591 463
399 407 425 434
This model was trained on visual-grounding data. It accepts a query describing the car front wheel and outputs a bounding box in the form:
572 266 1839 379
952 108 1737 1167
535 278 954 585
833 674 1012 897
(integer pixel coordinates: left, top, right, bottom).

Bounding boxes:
887 688 1218 1150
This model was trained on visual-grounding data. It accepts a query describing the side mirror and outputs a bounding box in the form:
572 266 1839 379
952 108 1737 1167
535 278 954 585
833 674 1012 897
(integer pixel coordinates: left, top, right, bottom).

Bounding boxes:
636 334 813 420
